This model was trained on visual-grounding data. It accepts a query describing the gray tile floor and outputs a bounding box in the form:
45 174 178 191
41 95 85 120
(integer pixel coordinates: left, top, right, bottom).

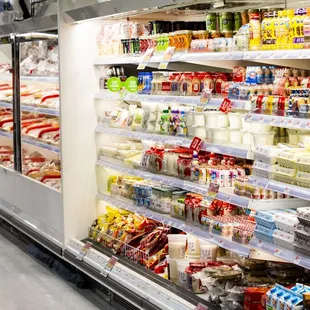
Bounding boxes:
0 234 117 310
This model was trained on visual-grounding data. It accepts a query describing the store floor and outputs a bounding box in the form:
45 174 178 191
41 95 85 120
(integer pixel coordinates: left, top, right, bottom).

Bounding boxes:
0 234 118 310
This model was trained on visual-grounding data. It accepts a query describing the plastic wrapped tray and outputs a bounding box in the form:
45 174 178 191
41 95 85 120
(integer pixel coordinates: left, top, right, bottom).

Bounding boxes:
297 207 310 227
254 145 284 165
274 212 298 234
295 243 310 257
272 173 296 185
296 152 310 172
273 229 295 251
294 229 310 245
254 227 274 244
252 162 276 180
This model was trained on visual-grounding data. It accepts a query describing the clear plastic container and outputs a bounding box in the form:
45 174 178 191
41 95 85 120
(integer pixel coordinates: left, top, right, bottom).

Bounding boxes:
168 234 187 259
167 255 178 283
199 239 218 262
177 260 190 289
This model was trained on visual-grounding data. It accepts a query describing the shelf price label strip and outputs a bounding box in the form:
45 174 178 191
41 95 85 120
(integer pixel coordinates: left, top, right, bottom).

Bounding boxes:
97 193 251 257
246 112 310 131
250 238 310 270
95 50 310 66
0 101 59 116
249 176 310 202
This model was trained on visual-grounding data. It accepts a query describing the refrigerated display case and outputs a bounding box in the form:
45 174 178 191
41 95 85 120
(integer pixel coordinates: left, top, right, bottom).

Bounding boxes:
5 0 310 309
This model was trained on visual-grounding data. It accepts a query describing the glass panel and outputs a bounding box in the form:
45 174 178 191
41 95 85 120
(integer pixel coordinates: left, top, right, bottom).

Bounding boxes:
19 38 61 192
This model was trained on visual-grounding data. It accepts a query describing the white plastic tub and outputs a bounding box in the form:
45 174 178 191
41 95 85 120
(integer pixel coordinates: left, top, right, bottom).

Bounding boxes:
251 122 271 133
193 113 205 127
287 129 299 145
241 115 252 131
168 234 187 259
177 260 190 289
229 129 242 143
228 113 242 129
166 256 178 283
194 127 207 139
211 128 228 142
199 240 218 262
252 132 271 147
185 112 194 126
204 111 229 129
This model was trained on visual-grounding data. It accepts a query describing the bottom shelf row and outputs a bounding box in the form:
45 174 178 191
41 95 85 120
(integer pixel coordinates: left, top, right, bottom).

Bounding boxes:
87 190 310 310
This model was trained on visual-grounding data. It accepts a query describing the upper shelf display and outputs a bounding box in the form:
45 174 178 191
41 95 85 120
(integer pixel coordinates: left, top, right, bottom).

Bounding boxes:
93 7 310 68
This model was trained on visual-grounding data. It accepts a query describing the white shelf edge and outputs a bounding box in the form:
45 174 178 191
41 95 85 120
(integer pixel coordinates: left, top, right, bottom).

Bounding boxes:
94 49 310 65
0 74 59 83
245 112 310 131
0 101 59 116
97 193 251 257
94 92 250 110
0 130 60 154
249 176 310 201
250 238 310 269
96 126 254 160
66 239 196 310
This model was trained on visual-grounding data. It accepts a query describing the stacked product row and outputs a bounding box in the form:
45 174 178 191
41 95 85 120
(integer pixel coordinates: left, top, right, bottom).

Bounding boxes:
97 7 310 55
0 146 61 190
0 81 59 111
253 144 310 188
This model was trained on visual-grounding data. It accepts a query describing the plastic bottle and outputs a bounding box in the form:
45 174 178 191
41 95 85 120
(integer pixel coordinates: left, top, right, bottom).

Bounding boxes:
261 11 270 49
249 9 261 50
293 8 305 49
275 10 283 49
159 109 170 134
277 10 285 49
285 9 295 49
304 8 310 48
177 110 188 137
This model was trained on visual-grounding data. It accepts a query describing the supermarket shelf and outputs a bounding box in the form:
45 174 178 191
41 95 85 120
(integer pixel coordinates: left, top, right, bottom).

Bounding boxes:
0 101 59 116
94 91 250 110
0 130 60 153
249 176 310 201
245 110 310 130
98 193 251 257
96 126 254 160
97 157 250 208
94 49 310 66
250 238 310 270
0 74 59 83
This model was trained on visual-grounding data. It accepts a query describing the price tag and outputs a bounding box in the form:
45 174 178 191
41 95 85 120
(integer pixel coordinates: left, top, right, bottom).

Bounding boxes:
294 256 301 264
274 248 281 257
158 47 175 70
219 98 232 114
195 303 209 310
137 48 154 70
284 187 291 195
76 241 93 261
101 256 118 277
257 239 263 248
190 136 203 152
199 89 212 107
